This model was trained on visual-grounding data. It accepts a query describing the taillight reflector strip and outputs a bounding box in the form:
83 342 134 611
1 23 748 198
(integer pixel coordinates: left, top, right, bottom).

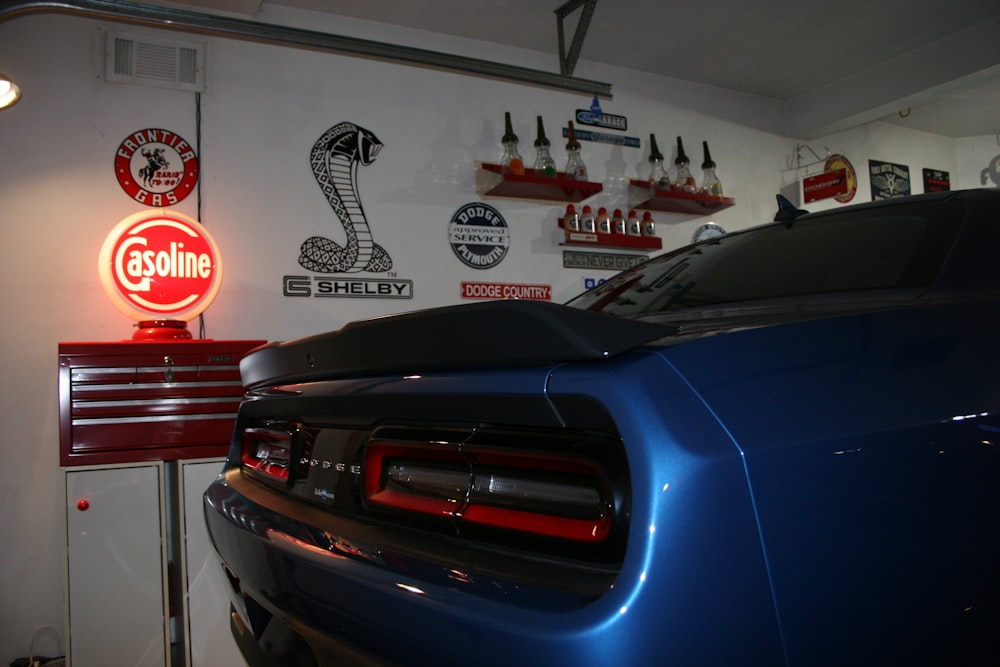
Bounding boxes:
364 439 613 543
462 504 611 542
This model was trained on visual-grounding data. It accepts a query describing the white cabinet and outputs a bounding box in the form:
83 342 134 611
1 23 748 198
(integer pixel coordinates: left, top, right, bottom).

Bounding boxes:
65 460 247 666
179 459 246 667
65 462 170 667
60 340 261 665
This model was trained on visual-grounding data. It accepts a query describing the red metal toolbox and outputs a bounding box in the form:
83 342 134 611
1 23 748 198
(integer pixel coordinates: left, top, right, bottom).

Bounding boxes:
59 339 265 466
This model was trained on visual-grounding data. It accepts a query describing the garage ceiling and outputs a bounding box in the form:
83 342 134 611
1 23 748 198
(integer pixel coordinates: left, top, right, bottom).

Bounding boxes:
269 0 1000 140
52 0 1000 139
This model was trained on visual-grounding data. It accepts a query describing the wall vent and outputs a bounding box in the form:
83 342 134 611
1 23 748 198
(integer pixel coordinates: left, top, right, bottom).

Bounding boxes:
105 31 205 92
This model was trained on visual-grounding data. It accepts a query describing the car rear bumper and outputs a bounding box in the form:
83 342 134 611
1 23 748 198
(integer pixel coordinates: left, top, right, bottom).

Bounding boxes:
204 353 786 665
205 469 633 666
229 597 391 667
206 450 783 665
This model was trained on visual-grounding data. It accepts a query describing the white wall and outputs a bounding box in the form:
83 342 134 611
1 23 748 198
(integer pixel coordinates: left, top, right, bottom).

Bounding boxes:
796 121 997 213
0 7 996 661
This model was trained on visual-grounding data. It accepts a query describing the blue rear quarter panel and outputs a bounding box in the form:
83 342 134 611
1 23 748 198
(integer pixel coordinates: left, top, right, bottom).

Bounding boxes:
663 297 1000 665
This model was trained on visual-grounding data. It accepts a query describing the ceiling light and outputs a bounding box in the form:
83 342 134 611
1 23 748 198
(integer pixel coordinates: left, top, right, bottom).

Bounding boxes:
0 74 21 109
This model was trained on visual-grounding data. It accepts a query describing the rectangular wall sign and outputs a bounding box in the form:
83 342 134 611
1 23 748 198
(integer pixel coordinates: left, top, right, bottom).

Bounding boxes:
575 109 628 131
460 281 551 301
563 250 648 271
869 159 911 200
802 167 848 203
563 128 640 148
923 168 951 192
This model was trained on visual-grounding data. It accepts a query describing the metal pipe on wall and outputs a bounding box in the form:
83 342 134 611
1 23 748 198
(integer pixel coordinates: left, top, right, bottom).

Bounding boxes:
0 0 613 98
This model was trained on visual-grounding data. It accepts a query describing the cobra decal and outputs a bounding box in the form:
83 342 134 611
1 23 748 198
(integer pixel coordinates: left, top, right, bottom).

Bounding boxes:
299 122 393 274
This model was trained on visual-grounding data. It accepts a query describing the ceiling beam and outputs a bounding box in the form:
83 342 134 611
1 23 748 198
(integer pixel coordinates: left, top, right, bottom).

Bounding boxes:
0 0 614 98
555 0 597 77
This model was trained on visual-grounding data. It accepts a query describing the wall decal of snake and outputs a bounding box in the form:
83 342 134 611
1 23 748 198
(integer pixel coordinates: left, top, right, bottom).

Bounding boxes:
299 122 393 273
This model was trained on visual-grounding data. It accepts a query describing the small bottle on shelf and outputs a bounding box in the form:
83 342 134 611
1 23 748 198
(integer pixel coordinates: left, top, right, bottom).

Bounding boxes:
533 116 557 177
596 207 611 234
673 136 697 193
648 133 670 190
500 111 525 175
641 211 656 236
649 133 670 190
612 208 627 234
564 204 580 232
699 140 724 197
564 121 589 181
627 209 642 236
580 205 596 233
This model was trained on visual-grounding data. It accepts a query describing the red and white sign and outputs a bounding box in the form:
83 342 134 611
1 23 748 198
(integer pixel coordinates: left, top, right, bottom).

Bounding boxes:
802 167 848 203
461 281 551 301
114 128 200 206
825 154 858 203
98 210 223 322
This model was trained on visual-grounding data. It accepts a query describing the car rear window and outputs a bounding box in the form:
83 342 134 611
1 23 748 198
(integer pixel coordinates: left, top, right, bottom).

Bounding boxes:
567 199 964 317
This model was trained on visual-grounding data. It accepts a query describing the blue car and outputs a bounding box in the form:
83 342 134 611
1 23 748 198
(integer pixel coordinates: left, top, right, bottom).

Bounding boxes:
205 188 1000 666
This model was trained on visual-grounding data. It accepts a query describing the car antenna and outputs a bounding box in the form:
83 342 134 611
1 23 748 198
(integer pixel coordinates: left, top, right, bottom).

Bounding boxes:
773 193 809 227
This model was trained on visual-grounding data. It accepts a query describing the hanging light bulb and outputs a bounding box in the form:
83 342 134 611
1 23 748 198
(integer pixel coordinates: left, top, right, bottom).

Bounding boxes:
0 73 22 110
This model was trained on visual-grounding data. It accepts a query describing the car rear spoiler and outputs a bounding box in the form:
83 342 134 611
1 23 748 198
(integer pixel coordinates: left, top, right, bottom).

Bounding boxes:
240 300 677 389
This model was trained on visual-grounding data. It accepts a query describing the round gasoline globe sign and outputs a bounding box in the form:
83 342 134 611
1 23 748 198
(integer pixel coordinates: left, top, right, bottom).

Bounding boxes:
98 210 223 323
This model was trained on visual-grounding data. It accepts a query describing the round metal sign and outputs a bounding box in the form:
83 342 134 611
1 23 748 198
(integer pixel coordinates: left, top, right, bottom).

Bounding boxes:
98 210 223 322
448 203 510 269
114 128 200 206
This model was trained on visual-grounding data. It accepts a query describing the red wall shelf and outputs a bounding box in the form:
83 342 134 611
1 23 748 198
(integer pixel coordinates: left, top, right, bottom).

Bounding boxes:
477 162 603 203
557 218 662 251
628 179 735 214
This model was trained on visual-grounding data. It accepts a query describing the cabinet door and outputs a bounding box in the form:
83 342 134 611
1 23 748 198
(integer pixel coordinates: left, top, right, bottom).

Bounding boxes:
180 459 246 667
66 464 169 667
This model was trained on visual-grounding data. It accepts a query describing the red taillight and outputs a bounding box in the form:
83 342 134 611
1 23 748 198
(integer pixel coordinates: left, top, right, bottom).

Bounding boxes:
364 442 465 517
363 440 612 543
241 427 294 484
